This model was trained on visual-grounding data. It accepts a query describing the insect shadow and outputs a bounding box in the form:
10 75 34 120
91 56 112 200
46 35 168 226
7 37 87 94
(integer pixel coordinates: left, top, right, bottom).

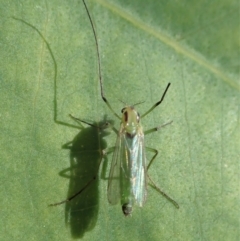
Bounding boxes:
58 117 111 238
12 17 111 238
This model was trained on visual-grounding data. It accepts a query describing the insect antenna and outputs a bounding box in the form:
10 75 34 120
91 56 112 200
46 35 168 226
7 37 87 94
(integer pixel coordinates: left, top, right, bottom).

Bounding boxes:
132 100 145 107
82 0 121 119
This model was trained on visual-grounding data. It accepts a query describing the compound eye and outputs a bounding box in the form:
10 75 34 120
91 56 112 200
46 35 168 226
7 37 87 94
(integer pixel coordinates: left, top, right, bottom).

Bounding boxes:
121 108 126 113
124 111 128 122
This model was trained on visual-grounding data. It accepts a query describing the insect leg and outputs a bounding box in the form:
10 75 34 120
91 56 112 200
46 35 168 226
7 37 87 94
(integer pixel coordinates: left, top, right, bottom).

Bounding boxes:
146 147 158 171
146 145 179 209
141 83 171 119
145 121 172 172
147 173 179 209
100 119 119 180
144 121 173 136
100 146 115 180
146 146 179 208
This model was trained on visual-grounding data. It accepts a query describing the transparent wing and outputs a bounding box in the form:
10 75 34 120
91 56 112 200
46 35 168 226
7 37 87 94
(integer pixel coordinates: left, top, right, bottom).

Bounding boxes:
108 128 147 207
107 130 124 205
123 133 147 207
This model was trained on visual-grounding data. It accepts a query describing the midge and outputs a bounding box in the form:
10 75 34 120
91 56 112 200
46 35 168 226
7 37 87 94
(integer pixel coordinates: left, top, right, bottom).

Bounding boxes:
51 0 179 216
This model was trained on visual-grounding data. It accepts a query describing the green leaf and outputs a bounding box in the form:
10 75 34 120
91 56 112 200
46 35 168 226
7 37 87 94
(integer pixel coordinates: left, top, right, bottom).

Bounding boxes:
1 0 239 240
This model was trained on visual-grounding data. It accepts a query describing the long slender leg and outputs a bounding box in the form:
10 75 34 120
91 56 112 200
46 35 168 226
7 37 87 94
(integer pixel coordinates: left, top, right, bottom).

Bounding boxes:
145 121 172 169
146 148 179 209
100 147 115 180
147 174 179 209
146 147 158 170
141 83 171 119
144 121 173 136
145 121 179 208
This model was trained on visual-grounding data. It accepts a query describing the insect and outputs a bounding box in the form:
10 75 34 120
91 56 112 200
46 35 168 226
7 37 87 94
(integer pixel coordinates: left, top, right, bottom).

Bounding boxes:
51 0 179 216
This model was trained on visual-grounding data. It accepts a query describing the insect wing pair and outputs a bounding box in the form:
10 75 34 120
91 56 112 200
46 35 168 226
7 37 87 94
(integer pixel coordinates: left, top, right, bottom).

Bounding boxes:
108 106 147 216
